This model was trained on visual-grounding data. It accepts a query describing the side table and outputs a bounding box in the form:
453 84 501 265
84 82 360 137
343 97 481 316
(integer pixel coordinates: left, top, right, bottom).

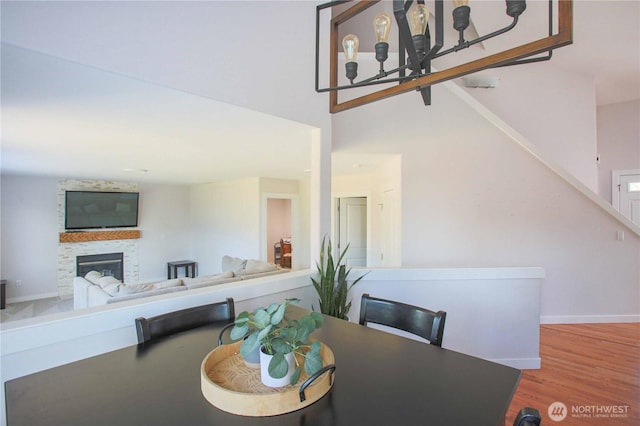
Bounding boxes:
167 260 197 279
1 279 6 310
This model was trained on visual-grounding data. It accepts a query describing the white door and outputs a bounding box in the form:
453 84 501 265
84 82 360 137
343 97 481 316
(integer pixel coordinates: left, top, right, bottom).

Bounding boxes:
613 170 640 226
337 197 367 267
380 189 398 266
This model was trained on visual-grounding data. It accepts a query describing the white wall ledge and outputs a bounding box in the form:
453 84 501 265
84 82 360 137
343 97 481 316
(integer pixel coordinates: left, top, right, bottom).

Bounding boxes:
358 266 545 281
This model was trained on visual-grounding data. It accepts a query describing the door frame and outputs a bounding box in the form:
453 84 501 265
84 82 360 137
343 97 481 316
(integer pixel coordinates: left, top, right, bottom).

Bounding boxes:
332 192 371 267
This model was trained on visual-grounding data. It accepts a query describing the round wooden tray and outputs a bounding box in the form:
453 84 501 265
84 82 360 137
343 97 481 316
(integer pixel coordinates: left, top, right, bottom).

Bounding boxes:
200 340 335 417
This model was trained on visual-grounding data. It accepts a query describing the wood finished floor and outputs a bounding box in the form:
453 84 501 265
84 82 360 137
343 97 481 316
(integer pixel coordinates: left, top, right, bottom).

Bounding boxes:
505 323 640 426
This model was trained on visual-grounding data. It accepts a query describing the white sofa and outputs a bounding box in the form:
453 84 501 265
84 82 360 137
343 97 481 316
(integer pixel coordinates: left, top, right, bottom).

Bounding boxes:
73 256 289 309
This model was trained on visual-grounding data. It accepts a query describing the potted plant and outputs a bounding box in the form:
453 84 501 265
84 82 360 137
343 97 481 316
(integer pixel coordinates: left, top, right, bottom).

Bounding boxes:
230 298 324 387
311 236 367 320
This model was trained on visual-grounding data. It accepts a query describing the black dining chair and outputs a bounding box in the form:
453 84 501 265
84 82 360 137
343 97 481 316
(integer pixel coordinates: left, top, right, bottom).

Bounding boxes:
135 297 235 344
358 293 446 347
513 407 542 426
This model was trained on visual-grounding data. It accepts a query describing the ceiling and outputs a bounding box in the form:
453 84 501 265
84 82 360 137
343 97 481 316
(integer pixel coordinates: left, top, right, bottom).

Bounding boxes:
1 1 638 185
1 44 316 184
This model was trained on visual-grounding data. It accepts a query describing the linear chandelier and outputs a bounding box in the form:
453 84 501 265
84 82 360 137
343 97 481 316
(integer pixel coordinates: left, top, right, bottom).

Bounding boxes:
315 0 573 113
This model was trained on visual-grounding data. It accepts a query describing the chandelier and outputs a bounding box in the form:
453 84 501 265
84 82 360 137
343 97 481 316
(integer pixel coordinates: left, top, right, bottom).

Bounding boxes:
315 0 573 113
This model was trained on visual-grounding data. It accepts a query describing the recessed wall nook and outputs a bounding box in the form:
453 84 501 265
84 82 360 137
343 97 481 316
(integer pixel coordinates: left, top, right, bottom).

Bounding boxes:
57 179 140 296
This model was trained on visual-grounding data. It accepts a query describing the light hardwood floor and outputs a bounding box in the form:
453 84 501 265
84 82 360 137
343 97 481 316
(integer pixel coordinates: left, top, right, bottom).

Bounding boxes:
506 323 640 425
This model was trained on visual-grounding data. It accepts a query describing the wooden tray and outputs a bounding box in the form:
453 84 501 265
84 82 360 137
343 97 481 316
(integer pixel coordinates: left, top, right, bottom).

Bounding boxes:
200 340 335 417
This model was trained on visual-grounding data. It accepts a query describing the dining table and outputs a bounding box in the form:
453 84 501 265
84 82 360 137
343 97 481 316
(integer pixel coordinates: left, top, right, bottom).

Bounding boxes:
4 306 521 425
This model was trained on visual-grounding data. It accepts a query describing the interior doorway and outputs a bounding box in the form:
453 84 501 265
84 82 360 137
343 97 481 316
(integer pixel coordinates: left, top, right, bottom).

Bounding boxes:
265 197 293 267
336 197 368 267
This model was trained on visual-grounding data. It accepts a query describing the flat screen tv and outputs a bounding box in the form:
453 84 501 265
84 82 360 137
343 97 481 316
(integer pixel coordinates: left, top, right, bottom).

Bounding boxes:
65 191 139 230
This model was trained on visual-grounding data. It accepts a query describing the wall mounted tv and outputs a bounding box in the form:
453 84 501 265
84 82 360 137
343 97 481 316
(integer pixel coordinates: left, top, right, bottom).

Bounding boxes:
65 191 139 230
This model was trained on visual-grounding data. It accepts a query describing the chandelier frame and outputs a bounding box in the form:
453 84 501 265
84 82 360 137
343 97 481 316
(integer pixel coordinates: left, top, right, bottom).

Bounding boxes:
315 0 573 113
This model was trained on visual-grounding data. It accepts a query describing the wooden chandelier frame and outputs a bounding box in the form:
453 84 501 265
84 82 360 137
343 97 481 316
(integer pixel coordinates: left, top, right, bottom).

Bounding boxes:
317 0 573 113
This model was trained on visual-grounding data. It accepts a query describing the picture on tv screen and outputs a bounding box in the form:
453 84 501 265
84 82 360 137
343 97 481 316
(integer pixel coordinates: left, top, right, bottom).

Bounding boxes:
65 191 139 230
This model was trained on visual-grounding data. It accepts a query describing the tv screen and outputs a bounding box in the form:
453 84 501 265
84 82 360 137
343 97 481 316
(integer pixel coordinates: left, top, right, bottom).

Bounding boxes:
65 191 139 230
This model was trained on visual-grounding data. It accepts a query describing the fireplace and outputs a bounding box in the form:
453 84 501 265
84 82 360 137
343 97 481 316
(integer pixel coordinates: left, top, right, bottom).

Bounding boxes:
76 252 124 280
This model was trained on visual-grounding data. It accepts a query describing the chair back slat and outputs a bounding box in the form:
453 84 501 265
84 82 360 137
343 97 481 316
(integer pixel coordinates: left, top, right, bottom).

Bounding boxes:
135 297 235 344
359 293 446 347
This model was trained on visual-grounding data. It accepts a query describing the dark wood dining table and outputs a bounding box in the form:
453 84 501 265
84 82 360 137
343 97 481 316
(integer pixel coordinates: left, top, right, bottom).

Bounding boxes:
5 306 520 425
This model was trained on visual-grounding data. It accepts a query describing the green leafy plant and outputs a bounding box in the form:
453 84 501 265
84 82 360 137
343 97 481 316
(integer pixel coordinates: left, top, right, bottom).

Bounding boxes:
311 236 367 320
230 298 324 385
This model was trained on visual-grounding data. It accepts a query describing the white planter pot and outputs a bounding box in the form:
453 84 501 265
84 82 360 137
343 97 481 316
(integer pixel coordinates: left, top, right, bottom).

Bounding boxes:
259 347 295 388
241 337 261 369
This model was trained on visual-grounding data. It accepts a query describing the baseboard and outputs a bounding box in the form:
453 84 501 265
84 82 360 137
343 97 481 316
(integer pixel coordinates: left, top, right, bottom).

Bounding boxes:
541 315 640 324
489 357 541 370
6 292 60 304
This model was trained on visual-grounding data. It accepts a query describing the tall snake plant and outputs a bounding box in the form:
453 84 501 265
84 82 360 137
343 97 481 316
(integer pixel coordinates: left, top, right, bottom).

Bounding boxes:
311 236 366 320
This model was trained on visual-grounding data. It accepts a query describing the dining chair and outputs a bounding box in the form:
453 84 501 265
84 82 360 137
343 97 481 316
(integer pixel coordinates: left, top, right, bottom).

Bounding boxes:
358 293 446 347
513 407 541 426
135 297 235 344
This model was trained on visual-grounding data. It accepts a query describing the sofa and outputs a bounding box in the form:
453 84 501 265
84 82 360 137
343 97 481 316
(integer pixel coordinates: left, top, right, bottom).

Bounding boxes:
73 256 289 309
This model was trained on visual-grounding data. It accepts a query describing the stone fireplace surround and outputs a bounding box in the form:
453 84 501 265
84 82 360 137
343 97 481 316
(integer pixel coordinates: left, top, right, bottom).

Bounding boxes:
57 179 140 297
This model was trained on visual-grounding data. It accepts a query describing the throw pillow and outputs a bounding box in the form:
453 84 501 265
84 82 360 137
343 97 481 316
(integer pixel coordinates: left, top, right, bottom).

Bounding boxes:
84 270 103 285
118 283 154 295
102 282 123 296
221 256 248 274
97 275 122 289
245 259 277 273
118 279 183 295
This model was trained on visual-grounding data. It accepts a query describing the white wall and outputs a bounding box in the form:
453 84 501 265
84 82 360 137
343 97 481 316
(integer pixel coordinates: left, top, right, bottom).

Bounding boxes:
0 175 193 301
188 177 311 274
457 64 599 193
332 82 640 323
298 174 315 270
136 182 192 282
0 175 59 301
596 100 640 203
189 178 261 276
376 156 402 266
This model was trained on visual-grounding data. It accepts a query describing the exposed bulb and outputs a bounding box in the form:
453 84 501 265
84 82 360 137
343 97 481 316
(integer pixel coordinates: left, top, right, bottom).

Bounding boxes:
373 12 392 43
408 3 430 36
453 0 469 7
342 34 359 62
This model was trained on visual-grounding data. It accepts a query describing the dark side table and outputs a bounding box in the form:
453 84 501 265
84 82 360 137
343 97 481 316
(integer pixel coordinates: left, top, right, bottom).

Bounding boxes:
1 279 6 309
167 260 197 279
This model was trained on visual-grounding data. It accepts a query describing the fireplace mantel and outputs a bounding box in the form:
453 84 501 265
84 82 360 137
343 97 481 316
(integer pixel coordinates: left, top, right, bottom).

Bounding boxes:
59 230 141 243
